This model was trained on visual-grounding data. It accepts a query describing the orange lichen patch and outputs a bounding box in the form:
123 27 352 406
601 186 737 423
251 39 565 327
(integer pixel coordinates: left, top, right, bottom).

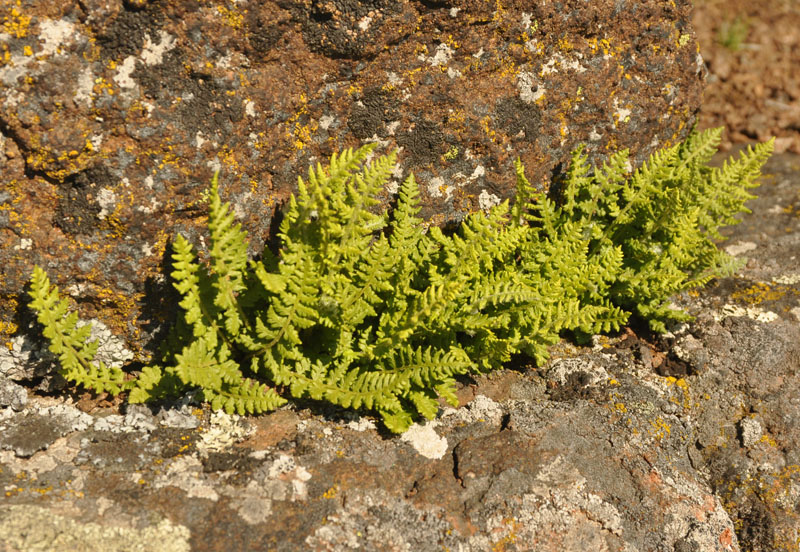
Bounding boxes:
490 518 520 552
24 134 100 182
587 37 615 57
731 281 800 305
218 144 241 174
664 376 692 409
285 93 319 153
497 54 519 79
0 296 19 349
92 76 114 97
215 1 245 30
557 36 574 53
0 179 24 233
2 0 31 39
716 464 800 549
480 116 499 144
491 0 508 27
649 417 672 441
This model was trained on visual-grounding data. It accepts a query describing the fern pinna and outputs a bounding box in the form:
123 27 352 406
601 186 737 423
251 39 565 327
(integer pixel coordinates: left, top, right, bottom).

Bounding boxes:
27 129 773 432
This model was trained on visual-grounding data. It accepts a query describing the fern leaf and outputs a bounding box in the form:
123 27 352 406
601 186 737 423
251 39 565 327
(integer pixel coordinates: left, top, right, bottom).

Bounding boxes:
28 266 129 395
204 377 286 415
204 172 251 337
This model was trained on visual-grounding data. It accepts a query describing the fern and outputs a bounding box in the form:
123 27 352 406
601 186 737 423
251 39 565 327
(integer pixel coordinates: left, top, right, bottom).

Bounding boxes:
27 129 773 432
526 128 775 331
28 267 131 395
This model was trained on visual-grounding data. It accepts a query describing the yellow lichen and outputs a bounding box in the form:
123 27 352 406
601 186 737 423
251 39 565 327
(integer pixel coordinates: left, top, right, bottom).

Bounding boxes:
731 282 798 305
2 1 31 39
480 116 498 144
285 93 319 152
649 417 671 441
216 2 245 30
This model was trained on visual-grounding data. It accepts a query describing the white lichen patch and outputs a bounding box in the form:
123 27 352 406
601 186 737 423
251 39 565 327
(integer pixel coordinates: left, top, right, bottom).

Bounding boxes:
95 188 117 220
540 58 558 76
695 52 704 72
724 240 757 256
89 133 103 150
423 43 455 67
141 31 176 66
206 157 222 173
0 56 34 87
547 358 609 386
440 394 504 426
612 98 632 125
738 417 763 448
232 192 250 219
427 176 449 199
137 197 161 215
79 320 134 368
517 71 545 104
470 456 625 547
452 164 487 190
266 454 312 501
41 404 95 432
196 411 253 455
560 56 587 74
13 238 32 250
316 114 334 131
155 455 220 501
714 304 779 323
773 272 800 285
113 56 138 89
400 422 448 459
386 71 403 87
0 505 191 552
37 19 77 57
346 417 377 432
244 99 256 117
357 15 372 31
521 12 534 29
235 495 273 525
0 437 80 478
478 189 501 211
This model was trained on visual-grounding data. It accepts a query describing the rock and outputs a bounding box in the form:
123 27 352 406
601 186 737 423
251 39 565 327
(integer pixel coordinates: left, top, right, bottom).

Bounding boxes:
0 0 705 350
1 150 798 550
0 376 27 411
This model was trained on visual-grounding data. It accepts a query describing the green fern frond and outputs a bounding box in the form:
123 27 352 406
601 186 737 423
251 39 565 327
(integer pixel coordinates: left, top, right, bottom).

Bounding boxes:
203 376 286 415
28 266 129 395
206 171 250 337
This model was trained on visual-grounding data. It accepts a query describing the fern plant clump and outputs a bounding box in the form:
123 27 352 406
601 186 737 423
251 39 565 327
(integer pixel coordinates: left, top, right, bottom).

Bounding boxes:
27 128 773 432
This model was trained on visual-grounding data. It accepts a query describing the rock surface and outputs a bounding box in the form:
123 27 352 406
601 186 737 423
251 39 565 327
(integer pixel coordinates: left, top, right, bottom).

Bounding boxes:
1 151 798 551
0 0 704 350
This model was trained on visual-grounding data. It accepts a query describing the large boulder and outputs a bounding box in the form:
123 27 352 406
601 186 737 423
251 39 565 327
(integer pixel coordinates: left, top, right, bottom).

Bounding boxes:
1 150 799 551
0 0 704 350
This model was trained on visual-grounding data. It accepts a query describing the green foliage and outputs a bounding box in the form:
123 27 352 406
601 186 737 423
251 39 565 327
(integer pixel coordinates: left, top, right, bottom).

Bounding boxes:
28 267 131 395
27 129 773 432
550 128 773 331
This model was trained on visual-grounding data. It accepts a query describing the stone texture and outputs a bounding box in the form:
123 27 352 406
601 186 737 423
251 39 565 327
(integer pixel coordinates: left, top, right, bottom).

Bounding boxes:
0 0 704 350
0 151 798 552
